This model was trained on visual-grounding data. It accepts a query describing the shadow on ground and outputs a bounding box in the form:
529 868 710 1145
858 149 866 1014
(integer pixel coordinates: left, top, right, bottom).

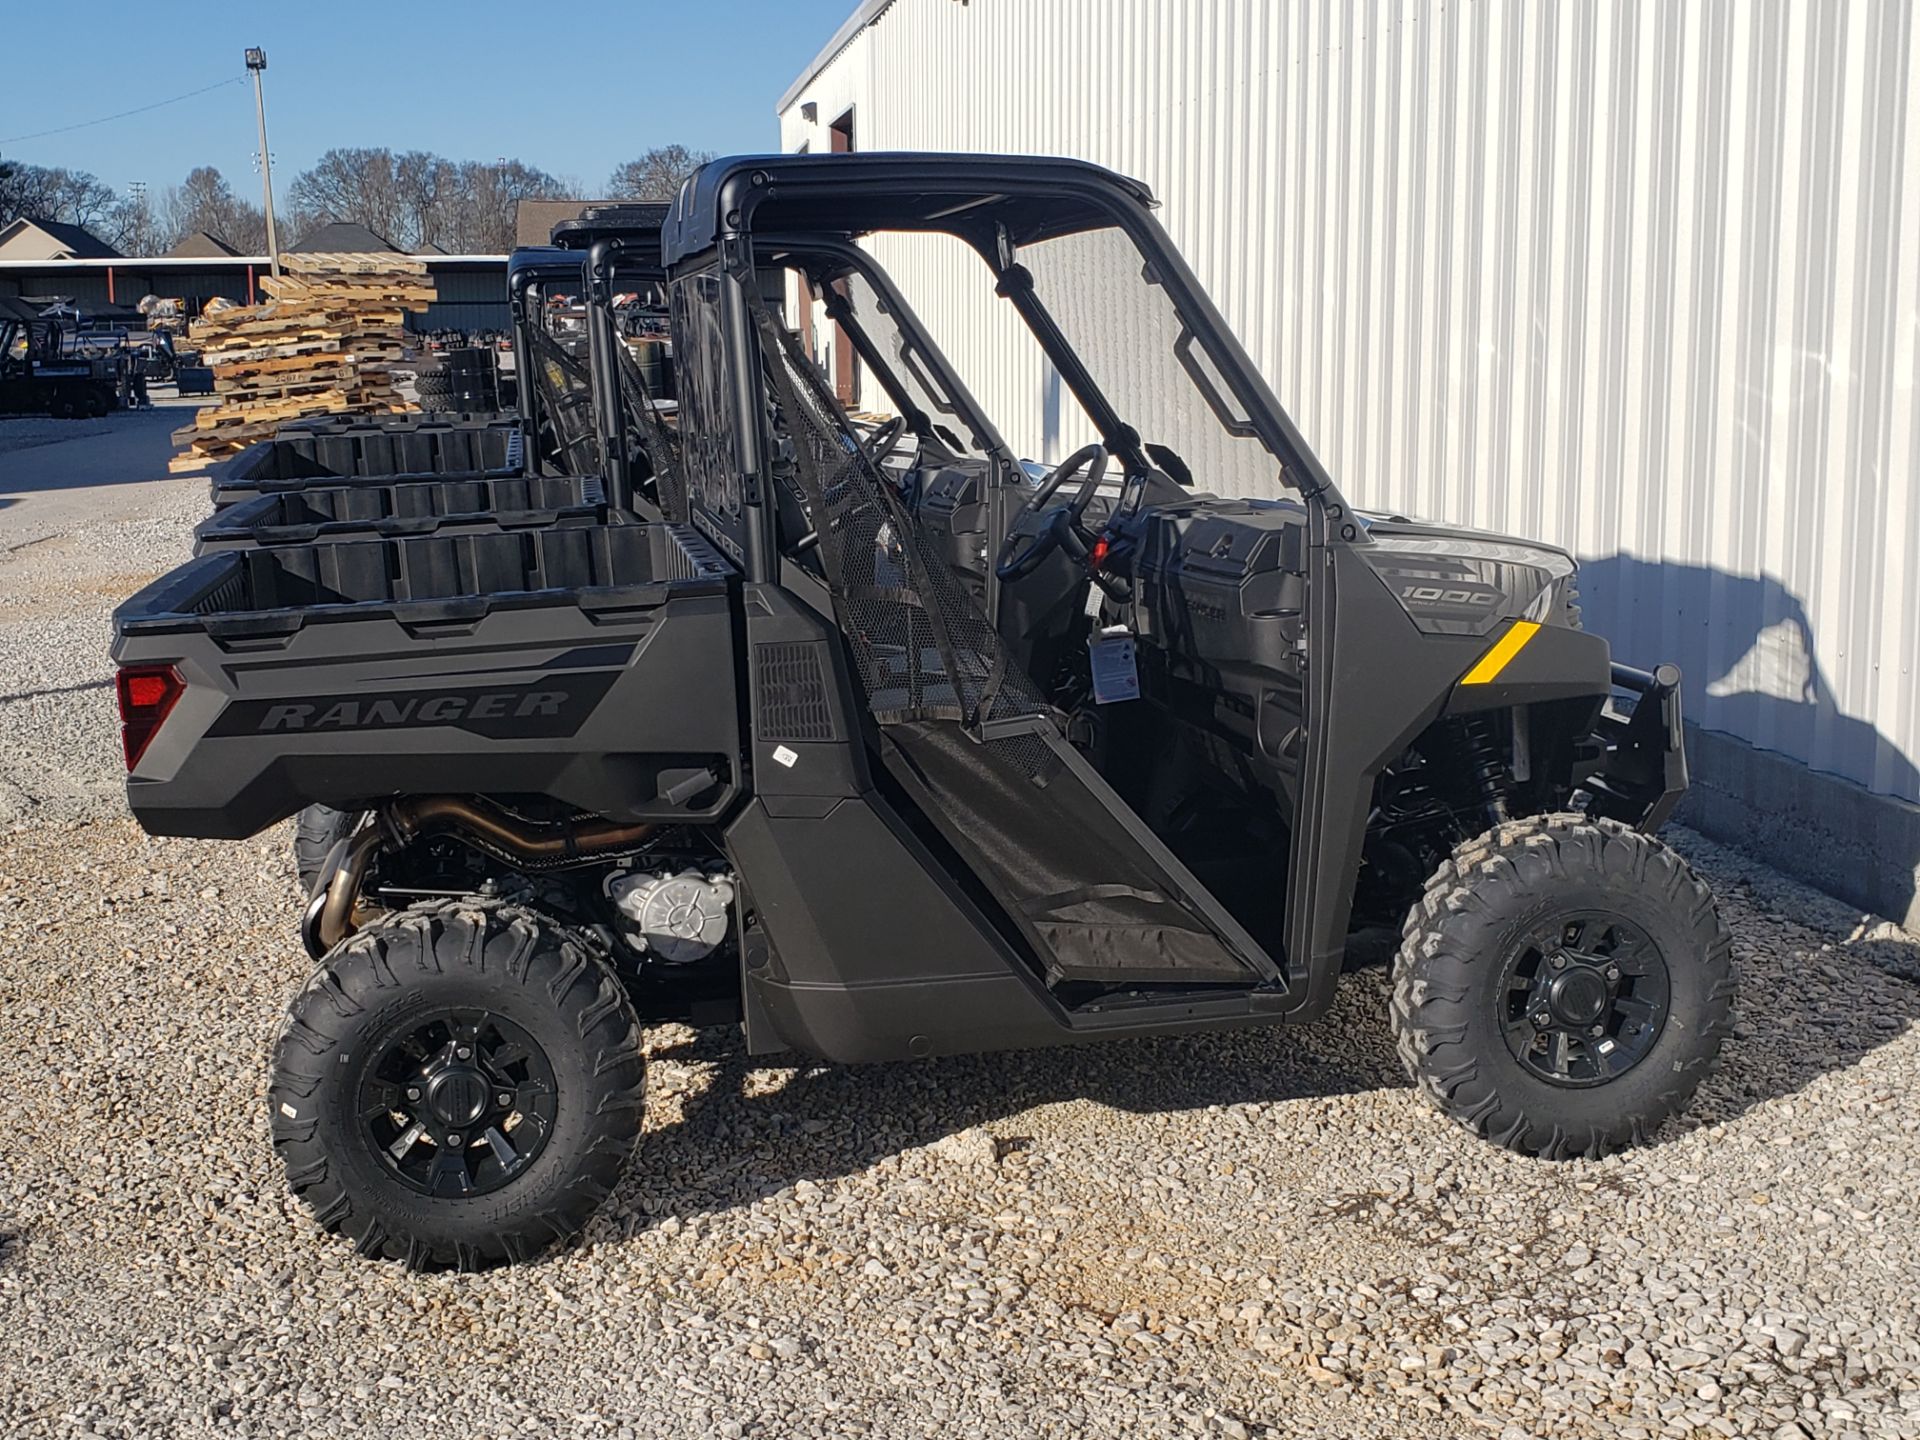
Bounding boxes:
0 408 184 498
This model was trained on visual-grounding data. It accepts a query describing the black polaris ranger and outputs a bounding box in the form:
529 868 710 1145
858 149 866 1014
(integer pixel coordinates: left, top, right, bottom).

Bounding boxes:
111 153 1731 1269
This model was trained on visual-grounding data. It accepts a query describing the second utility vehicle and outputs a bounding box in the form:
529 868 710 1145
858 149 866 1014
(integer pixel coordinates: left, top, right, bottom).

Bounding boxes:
112 154 1731 1269
1 296 121 418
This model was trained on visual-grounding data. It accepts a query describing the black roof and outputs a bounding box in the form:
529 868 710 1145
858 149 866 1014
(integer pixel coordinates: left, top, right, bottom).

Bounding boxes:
507 246 585 282
288 220 403 253
506 247 588 308
167 230 241 258
68 301 145 324
660 152 1156 267
549 202 670 252
0 296 47 325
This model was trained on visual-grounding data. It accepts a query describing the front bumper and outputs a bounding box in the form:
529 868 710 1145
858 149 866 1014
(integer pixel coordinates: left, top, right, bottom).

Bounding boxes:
1584 662 1688 831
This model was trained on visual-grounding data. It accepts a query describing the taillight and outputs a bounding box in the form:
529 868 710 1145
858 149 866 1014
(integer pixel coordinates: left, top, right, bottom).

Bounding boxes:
116 664 184 770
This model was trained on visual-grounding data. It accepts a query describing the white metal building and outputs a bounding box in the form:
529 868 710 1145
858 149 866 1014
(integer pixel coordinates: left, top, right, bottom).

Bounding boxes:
777 0 1920 921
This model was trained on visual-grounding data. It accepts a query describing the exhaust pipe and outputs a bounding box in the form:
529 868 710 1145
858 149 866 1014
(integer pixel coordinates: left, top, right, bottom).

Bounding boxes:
304 797 657 957
385 796 656 865
305 825 386 956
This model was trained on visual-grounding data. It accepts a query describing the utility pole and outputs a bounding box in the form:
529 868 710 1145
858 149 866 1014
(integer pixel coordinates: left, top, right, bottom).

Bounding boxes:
245 48 279 276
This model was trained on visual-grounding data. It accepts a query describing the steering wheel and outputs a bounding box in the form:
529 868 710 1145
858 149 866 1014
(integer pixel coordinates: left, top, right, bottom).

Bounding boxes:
860 414 907 467
994 444 1109 582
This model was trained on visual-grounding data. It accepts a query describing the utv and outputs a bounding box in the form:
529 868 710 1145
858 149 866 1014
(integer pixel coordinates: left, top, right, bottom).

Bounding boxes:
506 242 602 478
550 201 680 512
111 153 1732 1269
1 297 121 418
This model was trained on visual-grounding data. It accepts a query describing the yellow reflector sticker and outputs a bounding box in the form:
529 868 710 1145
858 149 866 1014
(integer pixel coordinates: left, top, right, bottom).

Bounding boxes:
1461 620 1542 685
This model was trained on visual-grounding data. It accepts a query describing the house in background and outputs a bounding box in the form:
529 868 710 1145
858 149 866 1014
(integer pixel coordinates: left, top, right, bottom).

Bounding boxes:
286 221 406 254
0 217 122 262
511 200 614 250
165 231 240 259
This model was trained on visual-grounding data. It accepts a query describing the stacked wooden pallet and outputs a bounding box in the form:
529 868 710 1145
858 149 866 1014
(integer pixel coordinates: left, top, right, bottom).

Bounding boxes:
169 254 436 473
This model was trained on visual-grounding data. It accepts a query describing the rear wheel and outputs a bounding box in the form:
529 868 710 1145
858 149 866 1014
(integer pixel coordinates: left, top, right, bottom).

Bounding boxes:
268 900 647 1268
1391 814 1734 1159
293 804 364 896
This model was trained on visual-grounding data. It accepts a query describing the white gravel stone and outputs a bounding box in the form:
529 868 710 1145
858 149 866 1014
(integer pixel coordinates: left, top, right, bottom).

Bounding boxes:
930 1127 1000 1168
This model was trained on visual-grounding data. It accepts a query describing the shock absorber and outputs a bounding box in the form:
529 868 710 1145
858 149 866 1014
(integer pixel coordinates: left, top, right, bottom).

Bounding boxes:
1460 716 1511 827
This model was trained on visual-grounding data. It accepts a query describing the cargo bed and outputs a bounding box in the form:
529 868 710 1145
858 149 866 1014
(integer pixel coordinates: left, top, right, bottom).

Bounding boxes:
193 473 607 552
112 523 741 837
277 410 505 434
207 418 525 509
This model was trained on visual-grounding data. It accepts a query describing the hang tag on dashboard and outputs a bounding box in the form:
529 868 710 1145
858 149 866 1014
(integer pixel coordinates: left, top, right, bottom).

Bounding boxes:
1087 627 1140 704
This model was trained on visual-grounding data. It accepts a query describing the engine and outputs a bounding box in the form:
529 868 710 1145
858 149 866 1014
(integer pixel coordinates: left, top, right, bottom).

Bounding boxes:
604 866 736 963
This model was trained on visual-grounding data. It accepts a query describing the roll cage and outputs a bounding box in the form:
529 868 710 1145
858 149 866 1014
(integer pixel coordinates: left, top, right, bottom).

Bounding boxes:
659 152 1359 537
506 245 598 477
657 149 1665 1017
508 205 676 509
555 203 674 512
657 153 1365 1004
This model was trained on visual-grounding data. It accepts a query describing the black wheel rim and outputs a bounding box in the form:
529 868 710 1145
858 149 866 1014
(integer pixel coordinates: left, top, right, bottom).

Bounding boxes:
1498 910 1671 1088
357 1009 558 1197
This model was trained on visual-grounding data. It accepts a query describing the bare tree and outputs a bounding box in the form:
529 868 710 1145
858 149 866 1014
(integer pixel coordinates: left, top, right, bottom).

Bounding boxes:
106 186 168 255
450 158 566 253
606 145 714 203
0 161 120 236
158 167 268 253
51 170 118 231
394 150 458 251
284 149 564 252
285 147 410 246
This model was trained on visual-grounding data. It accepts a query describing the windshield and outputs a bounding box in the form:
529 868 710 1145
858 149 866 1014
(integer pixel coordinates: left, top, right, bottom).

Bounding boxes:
867 231 1096 472
861 224 1285 499
831 263 1002 465
1016 224 1283 498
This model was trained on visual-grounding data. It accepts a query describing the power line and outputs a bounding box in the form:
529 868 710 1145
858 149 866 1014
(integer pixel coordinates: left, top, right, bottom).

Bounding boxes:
0 75 246 147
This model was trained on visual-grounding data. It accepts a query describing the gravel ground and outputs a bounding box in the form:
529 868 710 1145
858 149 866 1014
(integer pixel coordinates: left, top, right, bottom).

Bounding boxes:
1 436 1918 1439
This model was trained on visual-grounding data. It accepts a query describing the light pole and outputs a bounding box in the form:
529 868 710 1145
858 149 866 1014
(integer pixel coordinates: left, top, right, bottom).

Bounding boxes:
245 47 279 276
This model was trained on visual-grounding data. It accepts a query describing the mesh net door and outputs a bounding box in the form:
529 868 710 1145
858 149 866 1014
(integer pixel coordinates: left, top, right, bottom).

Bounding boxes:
749 295 1044 730
690 274 1274 991
527 323 603 475
614 338 686 521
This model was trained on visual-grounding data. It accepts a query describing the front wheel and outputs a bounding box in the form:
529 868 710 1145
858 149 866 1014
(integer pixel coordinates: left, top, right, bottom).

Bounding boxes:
1391 814 1734 1159
268 900 647 1268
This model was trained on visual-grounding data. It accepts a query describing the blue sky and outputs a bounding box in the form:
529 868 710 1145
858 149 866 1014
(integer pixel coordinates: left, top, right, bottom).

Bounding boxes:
1 0 852 195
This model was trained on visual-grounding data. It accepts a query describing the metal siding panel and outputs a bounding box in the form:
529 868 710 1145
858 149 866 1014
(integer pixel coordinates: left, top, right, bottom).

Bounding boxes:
1883 10 1920 797
782 0 1920 802
416 302 510 332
